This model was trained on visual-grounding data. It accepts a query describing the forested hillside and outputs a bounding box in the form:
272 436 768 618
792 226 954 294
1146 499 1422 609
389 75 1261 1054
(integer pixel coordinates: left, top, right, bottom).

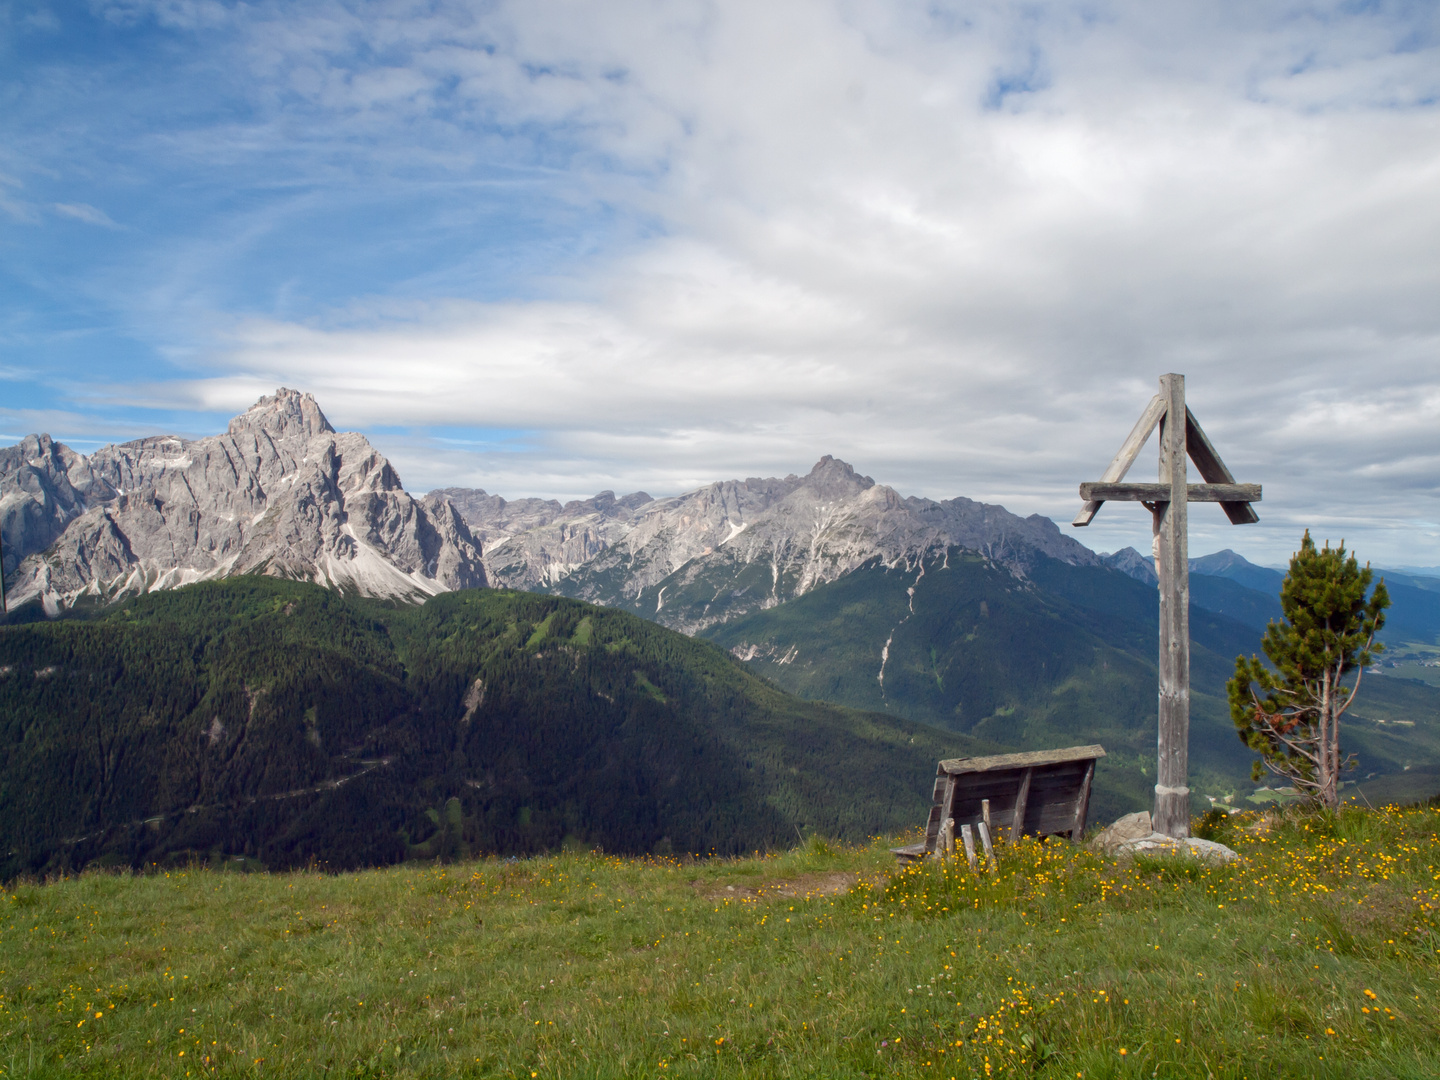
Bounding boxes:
704 548 1440 808
0 580 994 879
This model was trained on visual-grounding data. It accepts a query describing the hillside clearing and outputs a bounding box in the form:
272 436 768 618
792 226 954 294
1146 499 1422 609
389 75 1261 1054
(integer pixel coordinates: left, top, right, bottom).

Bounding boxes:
1 807 1437 1079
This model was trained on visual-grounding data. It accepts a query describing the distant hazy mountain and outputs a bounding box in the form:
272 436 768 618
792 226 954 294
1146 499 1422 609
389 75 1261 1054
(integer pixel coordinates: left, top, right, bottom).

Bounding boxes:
1099 545 1438 647
444 455 1101 634
1099 546 1158 585
1181 549 1440 647
1 390 486 612
1190 549 1286 594
1375 581 1440 646
1101 547 1284 591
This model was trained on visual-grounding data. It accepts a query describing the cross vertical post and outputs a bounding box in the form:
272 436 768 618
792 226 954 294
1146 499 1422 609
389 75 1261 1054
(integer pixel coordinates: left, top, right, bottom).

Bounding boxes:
1074 373 1260 839
1154 373 1190 837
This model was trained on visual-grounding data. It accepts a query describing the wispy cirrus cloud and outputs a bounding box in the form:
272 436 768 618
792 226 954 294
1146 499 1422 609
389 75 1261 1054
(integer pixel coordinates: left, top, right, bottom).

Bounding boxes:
52 202 121 227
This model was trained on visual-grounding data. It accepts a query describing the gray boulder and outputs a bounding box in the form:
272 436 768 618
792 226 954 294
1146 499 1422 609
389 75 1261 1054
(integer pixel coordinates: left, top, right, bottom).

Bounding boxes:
1090 810 1239 865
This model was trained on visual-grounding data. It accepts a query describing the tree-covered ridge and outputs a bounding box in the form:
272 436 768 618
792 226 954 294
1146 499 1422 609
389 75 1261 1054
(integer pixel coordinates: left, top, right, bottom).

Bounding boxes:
0 579 990 879
704 547 1440 811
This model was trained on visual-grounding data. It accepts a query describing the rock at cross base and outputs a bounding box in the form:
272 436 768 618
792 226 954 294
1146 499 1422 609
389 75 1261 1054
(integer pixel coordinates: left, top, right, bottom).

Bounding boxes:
1090 811 1239 865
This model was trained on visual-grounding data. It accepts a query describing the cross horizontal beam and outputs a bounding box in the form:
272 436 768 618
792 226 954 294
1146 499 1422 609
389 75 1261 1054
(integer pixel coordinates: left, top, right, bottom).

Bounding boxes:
1078 482 1261 503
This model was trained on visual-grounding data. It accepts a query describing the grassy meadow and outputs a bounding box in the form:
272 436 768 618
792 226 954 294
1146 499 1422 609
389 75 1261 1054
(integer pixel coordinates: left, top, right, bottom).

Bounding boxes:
1 807 1438 1079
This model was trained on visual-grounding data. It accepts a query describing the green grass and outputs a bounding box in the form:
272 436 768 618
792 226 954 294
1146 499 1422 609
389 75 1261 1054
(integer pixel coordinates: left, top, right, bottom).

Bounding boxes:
2 808 1438 1079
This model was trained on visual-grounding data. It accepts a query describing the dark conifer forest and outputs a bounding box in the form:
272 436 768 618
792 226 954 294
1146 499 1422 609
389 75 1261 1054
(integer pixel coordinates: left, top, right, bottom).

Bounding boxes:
0 579 990 878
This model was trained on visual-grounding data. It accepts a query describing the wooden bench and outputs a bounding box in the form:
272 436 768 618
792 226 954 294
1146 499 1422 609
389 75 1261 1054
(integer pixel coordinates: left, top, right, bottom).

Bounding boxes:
891 744 1106 861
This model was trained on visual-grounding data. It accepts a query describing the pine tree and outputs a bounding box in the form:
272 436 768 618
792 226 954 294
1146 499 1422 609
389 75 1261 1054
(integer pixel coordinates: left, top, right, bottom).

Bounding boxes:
1227 531 1390 808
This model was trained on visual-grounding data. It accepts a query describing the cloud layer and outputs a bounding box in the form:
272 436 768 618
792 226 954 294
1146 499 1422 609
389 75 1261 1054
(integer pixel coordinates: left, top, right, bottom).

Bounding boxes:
3 0 1439 564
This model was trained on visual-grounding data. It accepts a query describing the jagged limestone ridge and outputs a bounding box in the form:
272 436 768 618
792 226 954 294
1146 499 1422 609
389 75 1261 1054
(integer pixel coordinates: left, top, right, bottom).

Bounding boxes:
449 455 1100 633
1 389 486 612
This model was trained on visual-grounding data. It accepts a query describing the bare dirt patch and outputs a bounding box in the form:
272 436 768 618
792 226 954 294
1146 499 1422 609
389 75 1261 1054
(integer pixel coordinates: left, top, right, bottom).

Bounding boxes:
1320 881 1433 937
691 871 865 903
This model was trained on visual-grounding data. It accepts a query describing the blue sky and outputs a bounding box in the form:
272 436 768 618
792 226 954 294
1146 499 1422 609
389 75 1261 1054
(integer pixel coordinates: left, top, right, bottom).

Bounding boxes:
3 0 1439 565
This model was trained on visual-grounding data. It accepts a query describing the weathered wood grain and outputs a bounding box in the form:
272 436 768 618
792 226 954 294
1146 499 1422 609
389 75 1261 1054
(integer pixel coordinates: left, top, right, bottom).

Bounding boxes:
1071 759 1095 841
1010 767 1034 844
889 840 927 860
922 768 955 855
1078 482 1261 503
1185 408 1260 525
1155 373 1191 839
960 823 977 870
938 745 1107 775
1072 393 1168 526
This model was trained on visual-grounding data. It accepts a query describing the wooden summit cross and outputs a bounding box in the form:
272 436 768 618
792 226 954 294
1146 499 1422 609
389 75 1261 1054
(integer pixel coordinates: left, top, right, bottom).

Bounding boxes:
1073 373 1261 838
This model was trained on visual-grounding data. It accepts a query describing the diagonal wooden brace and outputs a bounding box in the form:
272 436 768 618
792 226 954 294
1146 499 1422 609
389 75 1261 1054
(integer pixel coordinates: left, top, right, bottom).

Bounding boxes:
1073 394 1166 526
1185 408 1259 524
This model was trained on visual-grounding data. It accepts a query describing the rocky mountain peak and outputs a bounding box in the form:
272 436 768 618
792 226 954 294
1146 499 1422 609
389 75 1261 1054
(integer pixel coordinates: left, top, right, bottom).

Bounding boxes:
460 453 1102 633
803 455 875 498
1100 546 1158 585
227 387 335 441
3 389 485 613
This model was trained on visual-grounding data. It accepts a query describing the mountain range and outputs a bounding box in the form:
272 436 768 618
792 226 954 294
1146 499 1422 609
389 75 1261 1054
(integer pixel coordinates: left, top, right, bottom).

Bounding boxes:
1097 546 1440 648
4 389 1438 838
5 392 1097 627
442 455 1100 635
9 388 1433 647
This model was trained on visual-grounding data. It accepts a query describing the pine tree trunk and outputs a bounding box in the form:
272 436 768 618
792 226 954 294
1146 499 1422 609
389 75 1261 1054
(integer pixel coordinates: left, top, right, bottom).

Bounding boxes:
1319 671 1337 809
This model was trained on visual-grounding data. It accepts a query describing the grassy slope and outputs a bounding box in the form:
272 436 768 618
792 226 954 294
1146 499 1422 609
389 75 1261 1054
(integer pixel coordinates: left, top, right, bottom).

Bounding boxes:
0 805 1436 1079
0 580 994 877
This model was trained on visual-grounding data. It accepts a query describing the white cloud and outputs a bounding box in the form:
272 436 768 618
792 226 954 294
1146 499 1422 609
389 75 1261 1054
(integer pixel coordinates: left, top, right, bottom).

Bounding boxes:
31 1 1440 563
52 202 121 227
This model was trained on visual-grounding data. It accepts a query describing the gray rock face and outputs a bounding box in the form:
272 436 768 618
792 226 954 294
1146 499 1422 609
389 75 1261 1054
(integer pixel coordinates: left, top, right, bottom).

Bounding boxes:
2 389 486 612
0 434 116 566
445 454 1101 634
1100 546 1159 585
1089 811 1240 864
435 487 656 589
4 395 1099 625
